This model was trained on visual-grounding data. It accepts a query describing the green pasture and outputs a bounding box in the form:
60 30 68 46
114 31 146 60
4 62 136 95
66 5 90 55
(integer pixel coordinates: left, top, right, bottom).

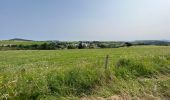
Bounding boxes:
0 40 46 46
0 46 170 99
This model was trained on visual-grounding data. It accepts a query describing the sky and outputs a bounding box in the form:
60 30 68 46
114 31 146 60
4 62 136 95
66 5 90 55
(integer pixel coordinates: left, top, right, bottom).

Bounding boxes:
0 0 170 41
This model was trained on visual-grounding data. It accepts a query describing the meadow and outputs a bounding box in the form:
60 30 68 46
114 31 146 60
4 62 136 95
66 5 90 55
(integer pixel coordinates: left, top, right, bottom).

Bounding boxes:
0 46 170 99
0 40 46 46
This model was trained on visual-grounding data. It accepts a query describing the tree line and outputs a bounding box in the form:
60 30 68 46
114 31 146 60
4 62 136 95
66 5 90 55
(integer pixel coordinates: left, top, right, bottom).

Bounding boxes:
0 41 133 50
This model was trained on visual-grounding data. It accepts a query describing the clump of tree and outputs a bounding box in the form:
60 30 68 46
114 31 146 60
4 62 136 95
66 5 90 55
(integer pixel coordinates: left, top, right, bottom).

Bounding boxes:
1 40 170 50
124 42 132 47
0 41 131 50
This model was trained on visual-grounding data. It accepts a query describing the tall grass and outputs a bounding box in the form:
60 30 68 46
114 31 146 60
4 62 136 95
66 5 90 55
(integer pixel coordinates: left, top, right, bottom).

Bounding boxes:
115 58 157 78
0 46 170 99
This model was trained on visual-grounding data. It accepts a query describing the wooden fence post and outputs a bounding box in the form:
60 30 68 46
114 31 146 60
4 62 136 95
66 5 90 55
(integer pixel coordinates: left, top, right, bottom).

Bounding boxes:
105 55 109 70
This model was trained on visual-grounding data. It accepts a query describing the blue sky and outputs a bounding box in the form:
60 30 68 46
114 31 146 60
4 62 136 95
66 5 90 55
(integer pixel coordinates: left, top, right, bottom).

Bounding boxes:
0 0 170 41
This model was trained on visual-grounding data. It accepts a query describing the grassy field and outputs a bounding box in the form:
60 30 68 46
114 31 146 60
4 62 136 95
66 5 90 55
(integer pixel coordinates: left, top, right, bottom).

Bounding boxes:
0 40 46 46
0 46 170 99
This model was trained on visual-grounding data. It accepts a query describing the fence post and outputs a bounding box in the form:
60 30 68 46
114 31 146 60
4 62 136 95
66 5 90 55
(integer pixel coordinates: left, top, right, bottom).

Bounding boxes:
105 55 109 70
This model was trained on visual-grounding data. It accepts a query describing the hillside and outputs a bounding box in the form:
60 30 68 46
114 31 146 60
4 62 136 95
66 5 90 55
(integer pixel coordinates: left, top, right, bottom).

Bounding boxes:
0 40 46 46
132 40 170 46
9 38 33 41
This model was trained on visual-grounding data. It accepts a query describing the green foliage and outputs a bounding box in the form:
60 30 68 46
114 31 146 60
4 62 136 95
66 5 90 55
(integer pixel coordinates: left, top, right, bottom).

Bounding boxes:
47 66 104 96
115 58 157 78
0 40 126 50
124 42 132 47
78 42 83 49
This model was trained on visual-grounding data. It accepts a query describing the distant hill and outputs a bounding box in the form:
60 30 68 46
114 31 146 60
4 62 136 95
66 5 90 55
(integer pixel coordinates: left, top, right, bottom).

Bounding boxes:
9 38 33 41
132 40 170 45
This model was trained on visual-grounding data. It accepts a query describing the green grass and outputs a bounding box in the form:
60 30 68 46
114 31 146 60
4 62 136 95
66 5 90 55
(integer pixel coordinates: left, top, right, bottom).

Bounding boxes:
0 46 170 99
0 40 46 46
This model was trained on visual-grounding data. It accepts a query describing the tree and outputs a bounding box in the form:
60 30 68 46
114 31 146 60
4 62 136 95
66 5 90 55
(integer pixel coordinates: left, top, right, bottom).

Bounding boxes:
39 43 48 50
78 42 84 49
124 42 132 47
48 43 56 50
30 44 38 49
